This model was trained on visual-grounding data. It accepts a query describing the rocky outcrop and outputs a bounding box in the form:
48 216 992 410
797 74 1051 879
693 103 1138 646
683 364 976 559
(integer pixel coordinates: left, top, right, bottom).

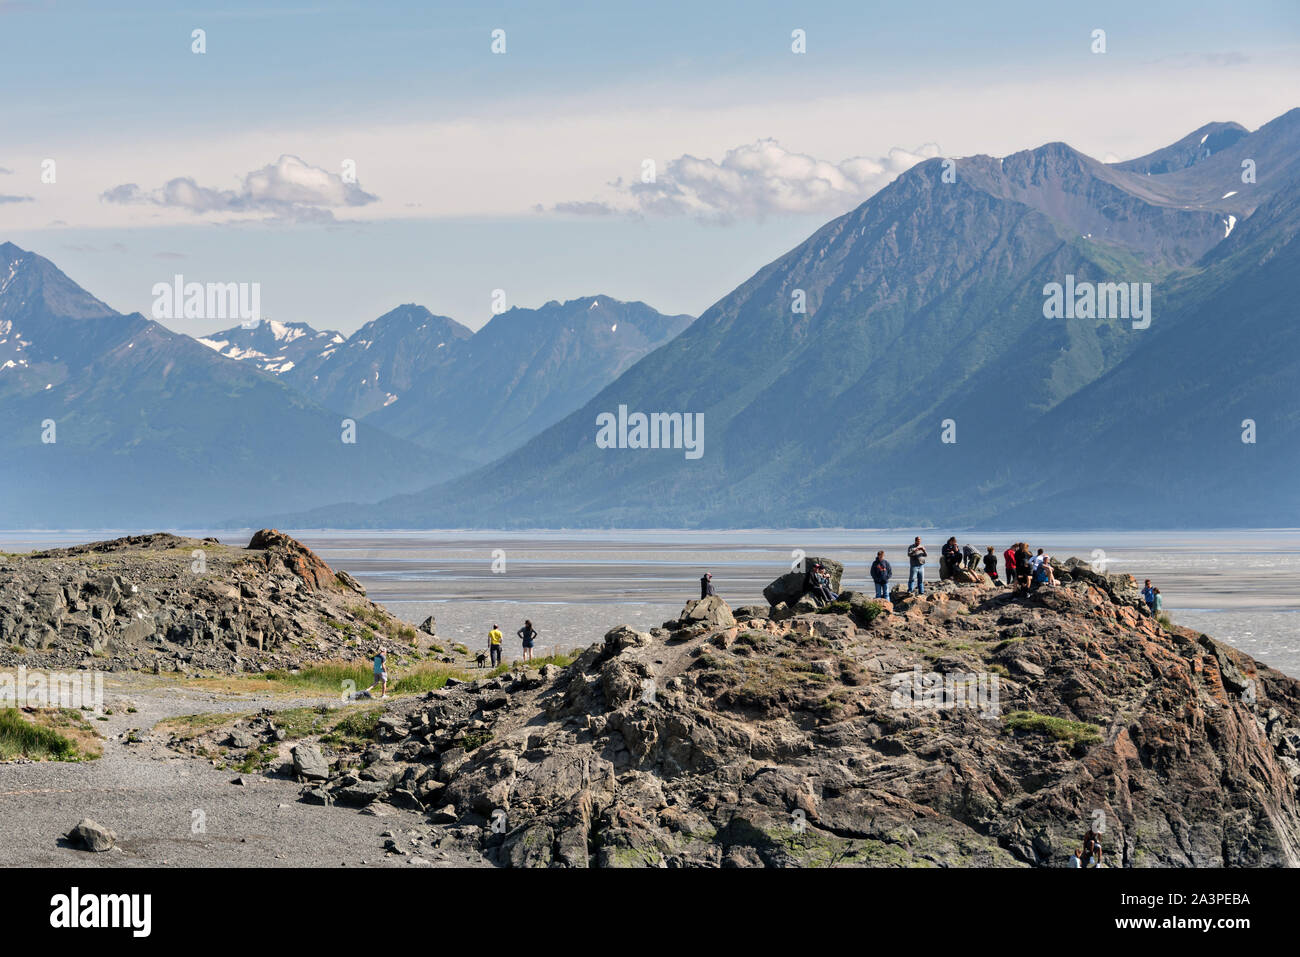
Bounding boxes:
761 557 843 607
289 558 1300 868
246 528 337 591
0 530 438 674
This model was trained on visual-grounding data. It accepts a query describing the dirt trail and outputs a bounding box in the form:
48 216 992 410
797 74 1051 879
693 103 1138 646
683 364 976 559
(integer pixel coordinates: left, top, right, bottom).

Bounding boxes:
0 674 482 867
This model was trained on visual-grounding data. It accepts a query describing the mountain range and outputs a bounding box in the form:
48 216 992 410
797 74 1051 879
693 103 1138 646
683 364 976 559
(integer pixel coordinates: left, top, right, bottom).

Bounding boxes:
278 108 1300 529
0 245 693 526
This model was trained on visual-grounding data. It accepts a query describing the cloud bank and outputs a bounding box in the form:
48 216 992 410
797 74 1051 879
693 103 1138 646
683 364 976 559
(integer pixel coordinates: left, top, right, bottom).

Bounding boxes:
101 154 378 223
548 139 941 223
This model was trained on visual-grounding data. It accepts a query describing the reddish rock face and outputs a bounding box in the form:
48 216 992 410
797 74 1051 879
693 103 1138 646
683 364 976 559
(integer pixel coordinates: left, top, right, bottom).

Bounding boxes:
247 528 335 591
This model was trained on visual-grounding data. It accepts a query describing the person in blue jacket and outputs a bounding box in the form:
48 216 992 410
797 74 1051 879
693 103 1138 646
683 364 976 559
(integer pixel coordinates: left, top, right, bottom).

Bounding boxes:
870 550 892 599
1141 579 1157 614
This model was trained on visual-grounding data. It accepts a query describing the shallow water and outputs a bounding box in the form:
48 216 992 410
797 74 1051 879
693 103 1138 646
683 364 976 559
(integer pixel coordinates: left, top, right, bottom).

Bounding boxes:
4 528 1297 677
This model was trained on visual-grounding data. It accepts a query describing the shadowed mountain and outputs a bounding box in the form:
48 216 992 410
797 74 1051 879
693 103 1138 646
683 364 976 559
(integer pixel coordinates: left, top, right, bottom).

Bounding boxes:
368 296 694 463
1111 120 1248 175
274 109 1300 529
280 304 473 420
0 243 461 528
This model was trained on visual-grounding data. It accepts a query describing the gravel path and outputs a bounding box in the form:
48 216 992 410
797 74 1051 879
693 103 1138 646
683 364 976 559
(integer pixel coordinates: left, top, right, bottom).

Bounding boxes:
0 674 484 867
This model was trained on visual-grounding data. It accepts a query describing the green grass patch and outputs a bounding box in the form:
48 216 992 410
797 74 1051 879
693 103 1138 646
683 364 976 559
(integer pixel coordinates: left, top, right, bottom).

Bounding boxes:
1003 710 1102 747
815 600 852 615
156 711 237 740
347 604 419 646
320 707 382 748
260 660 474 697
458 729 493 752
0 708 100 761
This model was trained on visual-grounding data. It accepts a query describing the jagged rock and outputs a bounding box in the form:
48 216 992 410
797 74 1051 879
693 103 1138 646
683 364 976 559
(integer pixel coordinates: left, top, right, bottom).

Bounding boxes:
419 615 437 635
0 530 482 675
950 565 988 585
291 744 330 782
334 780 391 806
336 570 366 595
429 804 458 824
247 529 337 591
681 596 735 629
226 728 256 749
604 624 652 652
67 818 116 852
793 594 819 614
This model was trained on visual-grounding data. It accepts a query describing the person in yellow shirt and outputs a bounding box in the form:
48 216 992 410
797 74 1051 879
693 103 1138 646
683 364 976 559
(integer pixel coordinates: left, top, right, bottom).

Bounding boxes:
488 624 503 667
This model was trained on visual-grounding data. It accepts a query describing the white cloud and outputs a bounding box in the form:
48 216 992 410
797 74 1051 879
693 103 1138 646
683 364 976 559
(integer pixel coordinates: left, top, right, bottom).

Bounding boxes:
562 139 941 222
100 154 377 222
5 54 1296 232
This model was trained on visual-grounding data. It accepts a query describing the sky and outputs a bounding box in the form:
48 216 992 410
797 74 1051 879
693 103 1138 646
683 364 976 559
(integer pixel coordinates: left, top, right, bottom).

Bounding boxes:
1 0 1297 335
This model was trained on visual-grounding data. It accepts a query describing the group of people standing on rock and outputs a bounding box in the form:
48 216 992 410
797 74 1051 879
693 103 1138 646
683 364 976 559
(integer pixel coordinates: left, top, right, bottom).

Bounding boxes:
889 537 1061 595
875 540 1166 618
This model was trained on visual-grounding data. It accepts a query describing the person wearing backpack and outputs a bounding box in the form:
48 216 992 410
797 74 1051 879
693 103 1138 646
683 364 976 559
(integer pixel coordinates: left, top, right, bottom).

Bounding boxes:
907 538 927 594
870 551 892 599
517 619 537 662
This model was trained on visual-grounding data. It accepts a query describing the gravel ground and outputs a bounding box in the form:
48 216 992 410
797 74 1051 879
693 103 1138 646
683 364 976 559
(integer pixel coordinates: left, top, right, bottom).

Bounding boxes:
0 674 485 867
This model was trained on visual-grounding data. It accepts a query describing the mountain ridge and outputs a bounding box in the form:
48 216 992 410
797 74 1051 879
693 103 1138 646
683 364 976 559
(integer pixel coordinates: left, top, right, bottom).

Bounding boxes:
269 109 1300 530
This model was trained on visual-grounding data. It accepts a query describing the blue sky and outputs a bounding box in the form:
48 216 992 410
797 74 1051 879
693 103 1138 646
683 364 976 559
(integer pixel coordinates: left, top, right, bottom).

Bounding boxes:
2 0 1297 333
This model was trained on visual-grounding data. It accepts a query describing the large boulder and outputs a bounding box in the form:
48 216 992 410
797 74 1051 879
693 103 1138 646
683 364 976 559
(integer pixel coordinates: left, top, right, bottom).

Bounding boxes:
762 557 843 606
681 595 736 629
951 565 988 585
246 529 335 591
1057 558 1142 607
336 570 366 595
291 744 330 782
67 818 116 852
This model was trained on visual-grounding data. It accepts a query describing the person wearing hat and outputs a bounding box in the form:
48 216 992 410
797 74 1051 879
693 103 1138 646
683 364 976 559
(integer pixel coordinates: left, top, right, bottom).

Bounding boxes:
700 572 715 599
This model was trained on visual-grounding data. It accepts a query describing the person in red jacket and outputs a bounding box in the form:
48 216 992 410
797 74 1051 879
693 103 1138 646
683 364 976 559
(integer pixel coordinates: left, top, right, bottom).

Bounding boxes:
1003 545 1017 587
